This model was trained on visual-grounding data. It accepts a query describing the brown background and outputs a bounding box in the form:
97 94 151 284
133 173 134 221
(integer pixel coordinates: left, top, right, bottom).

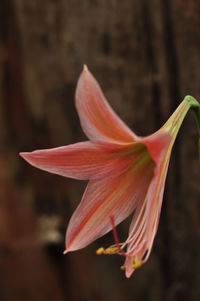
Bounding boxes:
0 0 200 300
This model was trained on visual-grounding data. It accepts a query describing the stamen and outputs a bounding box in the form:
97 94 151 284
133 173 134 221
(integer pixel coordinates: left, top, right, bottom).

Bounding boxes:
110 215 126 256
96 247 105 255
96 216 128 257
126 225 146 255
104 246 119 254
96 246 119 255
120 265 126 271
121 201 147 249
132 256 143 270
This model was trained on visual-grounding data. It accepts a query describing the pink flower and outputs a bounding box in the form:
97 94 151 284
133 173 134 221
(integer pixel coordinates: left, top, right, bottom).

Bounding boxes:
20 66 200 278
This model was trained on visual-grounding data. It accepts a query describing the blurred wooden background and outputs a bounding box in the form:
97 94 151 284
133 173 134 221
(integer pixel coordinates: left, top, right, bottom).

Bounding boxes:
0 0 200 300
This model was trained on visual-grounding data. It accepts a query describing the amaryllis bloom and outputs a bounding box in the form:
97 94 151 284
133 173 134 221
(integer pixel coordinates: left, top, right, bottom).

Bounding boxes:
20 66 200 278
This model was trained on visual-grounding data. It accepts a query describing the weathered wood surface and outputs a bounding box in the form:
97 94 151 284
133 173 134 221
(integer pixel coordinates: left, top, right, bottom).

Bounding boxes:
0 0 200 300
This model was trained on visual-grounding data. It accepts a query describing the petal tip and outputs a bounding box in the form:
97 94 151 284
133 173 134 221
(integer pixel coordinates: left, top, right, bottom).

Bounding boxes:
19 151 36 166
125 272 132 279
19 152 28 160
80 64 94 82
83 64 88 72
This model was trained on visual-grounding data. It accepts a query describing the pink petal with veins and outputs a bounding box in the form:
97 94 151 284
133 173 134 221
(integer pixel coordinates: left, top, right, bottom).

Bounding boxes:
124 149 170 278
75 66 136 143
141 131 171 163
65 149 155 252
20 142 146 180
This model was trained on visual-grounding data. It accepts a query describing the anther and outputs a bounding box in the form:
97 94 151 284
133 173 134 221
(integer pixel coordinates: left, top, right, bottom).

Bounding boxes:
120 265 126 271
132 256 143 270
96 246 119 255
96 247 105 255
104 246 119 254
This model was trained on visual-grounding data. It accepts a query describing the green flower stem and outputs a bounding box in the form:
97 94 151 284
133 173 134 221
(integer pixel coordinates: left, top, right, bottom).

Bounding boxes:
184 95 200 156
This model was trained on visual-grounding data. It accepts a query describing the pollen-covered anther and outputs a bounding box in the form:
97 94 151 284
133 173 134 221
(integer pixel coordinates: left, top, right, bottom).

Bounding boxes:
132 256 143 270
104 246 119 254
120 265 126 271
96 247 105 255
96 246 119 255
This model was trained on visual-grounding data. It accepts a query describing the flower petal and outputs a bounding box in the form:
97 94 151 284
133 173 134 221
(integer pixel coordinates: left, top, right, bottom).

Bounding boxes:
141 131 171 164
20 142 147 180
65 151 155 252
144 158 170 253
75 66 136 143
124 153 170 278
